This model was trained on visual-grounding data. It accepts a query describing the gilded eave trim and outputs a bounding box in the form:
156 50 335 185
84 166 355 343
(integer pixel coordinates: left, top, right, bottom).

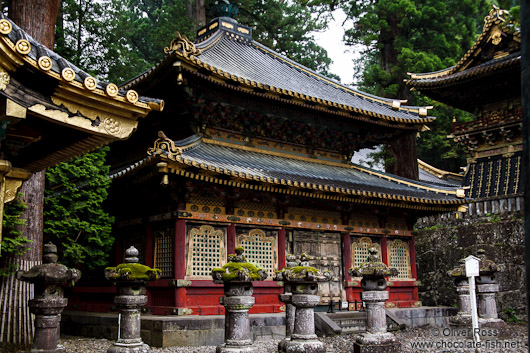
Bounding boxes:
0 18 163 140
418 159 464 180
158 157 463 211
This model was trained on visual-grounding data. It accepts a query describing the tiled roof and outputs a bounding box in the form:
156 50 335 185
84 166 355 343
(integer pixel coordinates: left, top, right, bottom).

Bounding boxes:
405 52 519 89
145 134 466 209
418 160 463 188
122 18 435 125
0 14 163 110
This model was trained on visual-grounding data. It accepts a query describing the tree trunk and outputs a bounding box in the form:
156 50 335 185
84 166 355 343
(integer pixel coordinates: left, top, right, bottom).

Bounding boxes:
187 0 206 26
387 132 419 181
0 0 60 348
8 0 61 48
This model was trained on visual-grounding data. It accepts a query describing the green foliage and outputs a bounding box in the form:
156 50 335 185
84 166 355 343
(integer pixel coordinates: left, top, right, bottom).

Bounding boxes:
340 0 496 172
54 0 105 73
505 307 523 323
44 147 114 271
55 0 197 84
0 195 30 276
486 213 501 224
103 0 198 83
55 0 335 84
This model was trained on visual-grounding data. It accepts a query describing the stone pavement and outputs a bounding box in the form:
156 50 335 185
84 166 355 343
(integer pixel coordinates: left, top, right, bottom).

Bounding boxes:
54 324 527 353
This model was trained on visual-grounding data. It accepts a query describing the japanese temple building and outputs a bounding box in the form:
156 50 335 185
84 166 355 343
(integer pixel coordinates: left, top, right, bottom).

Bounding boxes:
406 6 522 213
70 16 467 315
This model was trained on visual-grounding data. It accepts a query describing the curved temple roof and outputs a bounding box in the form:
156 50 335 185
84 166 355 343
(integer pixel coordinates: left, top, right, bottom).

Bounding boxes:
137 134 466 211
122 18 434 125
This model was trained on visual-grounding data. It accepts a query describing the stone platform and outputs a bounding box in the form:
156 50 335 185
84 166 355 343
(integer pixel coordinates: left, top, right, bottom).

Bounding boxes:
61 311 285 348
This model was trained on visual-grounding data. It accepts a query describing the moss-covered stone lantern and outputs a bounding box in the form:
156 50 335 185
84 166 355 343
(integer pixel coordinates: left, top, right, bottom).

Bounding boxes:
16 242 81 353
212 246 267 353
275 252 331 353
348 248 400 353
104 246 161 353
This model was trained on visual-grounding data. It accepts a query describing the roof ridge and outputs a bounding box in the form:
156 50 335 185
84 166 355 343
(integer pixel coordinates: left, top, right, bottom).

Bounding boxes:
249 39 430 114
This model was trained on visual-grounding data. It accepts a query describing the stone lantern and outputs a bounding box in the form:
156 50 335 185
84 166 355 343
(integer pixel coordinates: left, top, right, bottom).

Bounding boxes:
212 246 267 353
16 242 81 353
104 246 161 353
476 249 502 322
275 252 331 353
275 254 298 353
447 258 472 326
349 248 400 353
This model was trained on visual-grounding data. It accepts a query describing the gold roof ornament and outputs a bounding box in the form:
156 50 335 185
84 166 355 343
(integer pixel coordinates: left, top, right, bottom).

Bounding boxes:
164 32 202 57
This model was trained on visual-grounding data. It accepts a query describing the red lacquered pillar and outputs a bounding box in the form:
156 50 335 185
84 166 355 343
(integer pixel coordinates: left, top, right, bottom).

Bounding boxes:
380 235 389 265
409 236 419 303
175 218 187 308
278 228 286 269
227 223 236 254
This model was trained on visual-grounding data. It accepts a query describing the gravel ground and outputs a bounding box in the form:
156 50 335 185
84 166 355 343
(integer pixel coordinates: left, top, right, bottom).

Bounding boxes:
56 324 528 353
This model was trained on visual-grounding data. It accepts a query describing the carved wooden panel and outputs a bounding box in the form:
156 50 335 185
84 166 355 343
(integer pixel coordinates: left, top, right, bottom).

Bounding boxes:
291 230 342 303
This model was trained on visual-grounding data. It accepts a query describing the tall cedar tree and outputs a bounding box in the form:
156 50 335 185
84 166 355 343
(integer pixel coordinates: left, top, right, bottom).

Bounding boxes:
55 0 335 84
44 147 114 271
341 0 492 172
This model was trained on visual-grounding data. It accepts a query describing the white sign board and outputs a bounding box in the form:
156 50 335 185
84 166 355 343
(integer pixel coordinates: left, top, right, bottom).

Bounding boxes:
464 255 481 343
465 255 480 277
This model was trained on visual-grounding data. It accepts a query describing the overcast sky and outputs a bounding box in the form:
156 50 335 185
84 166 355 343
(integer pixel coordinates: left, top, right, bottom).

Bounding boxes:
313 9 360 85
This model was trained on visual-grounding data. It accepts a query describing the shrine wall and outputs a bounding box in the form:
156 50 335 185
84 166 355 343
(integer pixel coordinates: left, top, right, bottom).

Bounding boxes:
414 212 526 321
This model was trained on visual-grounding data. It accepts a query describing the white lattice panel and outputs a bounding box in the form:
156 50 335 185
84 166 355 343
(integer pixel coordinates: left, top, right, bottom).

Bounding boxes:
186 225 226 278
352 237 380 268
237 229 277 279
388 239 411 279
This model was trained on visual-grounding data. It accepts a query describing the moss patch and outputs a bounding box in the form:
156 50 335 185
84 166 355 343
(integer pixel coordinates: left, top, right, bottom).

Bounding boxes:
212 262 263 282
105 263 161 281
289 266 320 274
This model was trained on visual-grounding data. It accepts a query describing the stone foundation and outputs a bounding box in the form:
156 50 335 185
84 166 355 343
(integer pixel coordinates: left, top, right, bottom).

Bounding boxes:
61 311 285 348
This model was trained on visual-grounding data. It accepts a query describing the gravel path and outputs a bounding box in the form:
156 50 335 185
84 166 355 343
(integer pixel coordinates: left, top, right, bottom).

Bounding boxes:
57 324 527 353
